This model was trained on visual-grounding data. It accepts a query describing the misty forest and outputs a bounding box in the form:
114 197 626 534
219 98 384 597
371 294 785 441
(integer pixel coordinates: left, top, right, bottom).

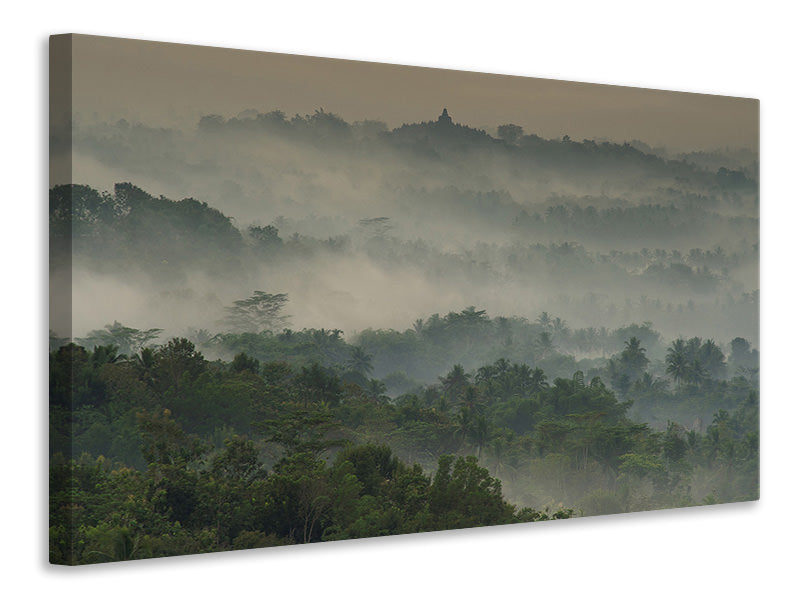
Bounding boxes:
50 107 758 564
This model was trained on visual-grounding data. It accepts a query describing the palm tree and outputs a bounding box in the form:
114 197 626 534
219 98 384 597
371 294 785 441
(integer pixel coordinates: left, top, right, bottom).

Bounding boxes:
459 306 489 324
86 527 142 562
632 371 669 395
454 405 474 448
470 415 491 462
366 378 388 401
537 312 552 329
666 339 690 387
666 352 688 387
440 364 469 402
133 346 157 386
529 367 549 393
686 359 708 386
551 317 569 337
536 331 554 357
621 337 649 376
347 346 373 377
699 339 726 380
461 385 476 410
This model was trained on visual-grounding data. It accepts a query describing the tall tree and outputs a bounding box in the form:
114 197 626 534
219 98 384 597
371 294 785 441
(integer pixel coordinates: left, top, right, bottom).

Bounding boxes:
256 404 345 459
79 322 163 357
666 339 690 387
440 364 469 403
154 338 206 391
620 337 649 377
347 346 374 377
222 291 290 332
698 339 726 380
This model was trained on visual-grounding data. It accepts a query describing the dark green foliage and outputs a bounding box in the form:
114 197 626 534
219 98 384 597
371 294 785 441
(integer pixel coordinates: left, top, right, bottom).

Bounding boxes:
428 455 511 529
49 343 90 410
50 309 758 564
334 444 399 497
51 182 245 280
153 337 206 392
210 435 265 482
230 352 260 375
666 337 727 385
294 363 344 407
49 184 125 249
256 404 346 459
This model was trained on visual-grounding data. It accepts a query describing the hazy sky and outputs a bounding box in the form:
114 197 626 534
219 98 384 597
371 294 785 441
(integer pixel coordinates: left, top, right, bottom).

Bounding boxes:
66 34 758 152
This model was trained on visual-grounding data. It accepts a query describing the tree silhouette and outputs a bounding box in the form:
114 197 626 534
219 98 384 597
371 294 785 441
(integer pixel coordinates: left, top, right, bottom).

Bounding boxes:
347 346 374 377
79 321 162 357
666 339 690 387
222 291 289 332
497 124 524 145
440 364 470 402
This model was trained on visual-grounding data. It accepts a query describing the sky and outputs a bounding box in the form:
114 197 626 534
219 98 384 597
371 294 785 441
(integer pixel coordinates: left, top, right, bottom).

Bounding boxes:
53 32 763 343
67 34 758 152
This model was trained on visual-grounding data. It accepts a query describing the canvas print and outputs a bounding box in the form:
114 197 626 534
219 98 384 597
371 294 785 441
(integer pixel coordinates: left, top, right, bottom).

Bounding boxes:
49 34 759 565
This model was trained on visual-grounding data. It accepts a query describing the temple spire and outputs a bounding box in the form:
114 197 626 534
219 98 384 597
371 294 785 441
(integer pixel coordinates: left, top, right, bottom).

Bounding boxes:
438 108 453 125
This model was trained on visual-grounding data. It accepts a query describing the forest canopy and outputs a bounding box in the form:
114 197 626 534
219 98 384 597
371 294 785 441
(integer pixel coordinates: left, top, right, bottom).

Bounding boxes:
52 107 758 565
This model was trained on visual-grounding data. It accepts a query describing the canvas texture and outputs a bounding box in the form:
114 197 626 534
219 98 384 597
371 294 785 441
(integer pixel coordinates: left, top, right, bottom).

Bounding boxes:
49 34 759 565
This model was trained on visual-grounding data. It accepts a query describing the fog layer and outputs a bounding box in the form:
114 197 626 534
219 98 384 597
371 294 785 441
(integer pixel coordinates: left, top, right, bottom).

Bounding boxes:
56 107 758 351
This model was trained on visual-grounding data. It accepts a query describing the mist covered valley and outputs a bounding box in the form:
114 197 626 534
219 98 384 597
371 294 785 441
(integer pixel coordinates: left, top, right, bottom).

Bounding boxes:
50 107 759 562
61 108 758 343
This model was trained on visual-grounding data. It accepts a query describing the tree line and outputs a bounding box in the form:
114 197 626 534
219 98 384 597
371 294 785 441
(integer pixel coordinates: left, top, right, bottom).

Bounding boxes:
50 314 758 563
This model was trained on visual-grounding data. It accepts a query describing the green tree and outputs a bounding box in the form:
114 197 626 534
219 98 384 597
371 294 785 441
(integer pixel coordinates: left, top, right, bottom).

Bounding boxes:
79 321 162 356
84 526 143 563
730 337 758 372
295 363 344 407
230 352 260 374
264 452 336 543
333 444 400 497
154 338 206 391
137 409 207 475
429 455 515 530
49 343 90 409
469 414 491 462
346 346 374 378
666 339 690 387
698 339 726 380
136 409 208 527
223 291 290 332
256 404 345 459
209 435 265 483
620 337 649 378
440 364 469 403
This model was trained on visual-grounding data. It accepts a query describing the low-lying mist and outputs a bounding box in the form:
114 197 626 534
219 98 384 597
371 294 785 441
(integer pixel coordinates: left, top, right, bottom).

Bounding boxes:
54 107 758 373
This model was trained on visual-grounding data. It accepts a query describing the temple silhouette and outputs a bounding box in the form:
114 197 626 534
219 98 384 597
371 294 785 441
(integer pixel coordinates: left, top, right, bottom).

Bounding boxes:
437 108 453 125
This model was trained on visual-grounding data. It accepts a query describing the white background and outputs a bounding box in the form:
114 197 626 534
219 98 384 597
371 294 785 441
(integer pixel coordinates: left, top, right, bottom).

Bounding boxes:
3 1 796 597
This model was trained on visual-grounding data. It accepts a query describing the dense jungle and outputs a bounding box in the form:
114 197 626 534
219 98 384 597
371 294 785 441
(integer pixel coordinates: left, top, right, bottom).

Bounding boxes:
49 108 758 564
